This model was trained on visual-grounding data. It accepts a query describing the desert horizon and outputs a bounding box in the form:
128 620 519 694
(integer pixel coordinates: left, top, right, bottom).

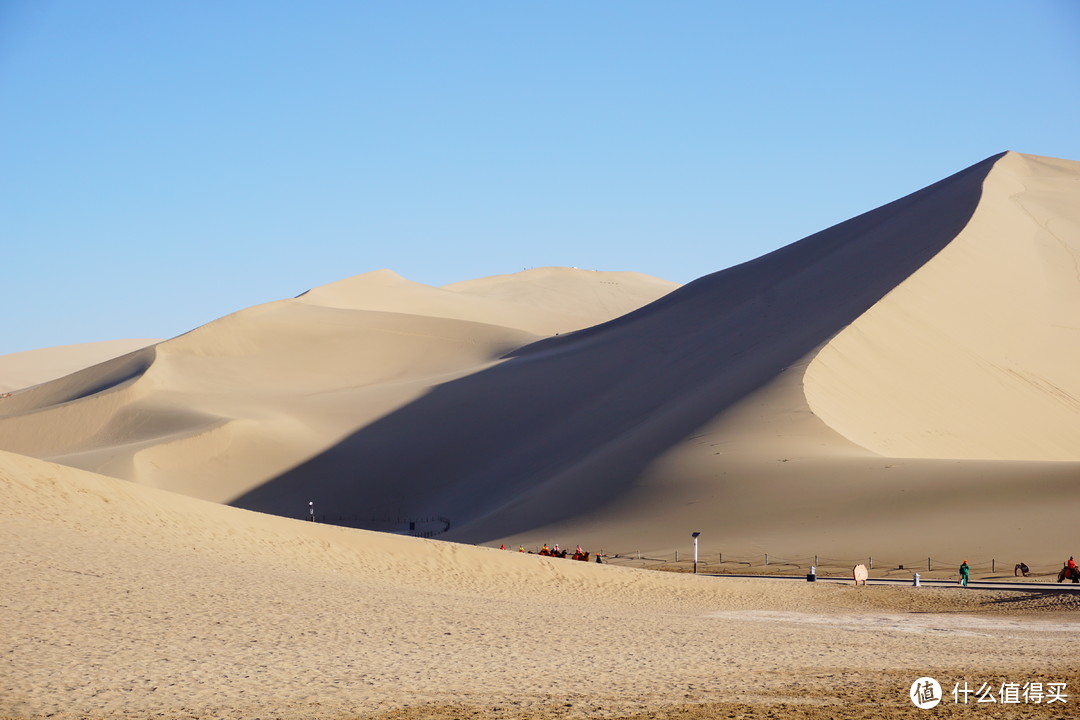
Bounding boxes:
3 150 1079 718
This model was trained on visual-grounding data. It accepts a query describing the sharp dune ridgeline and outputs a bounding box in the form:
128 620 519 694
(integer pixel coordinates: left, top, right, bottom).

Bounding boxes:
0 339 160 394
1 152 1079 560
3 151 1080 720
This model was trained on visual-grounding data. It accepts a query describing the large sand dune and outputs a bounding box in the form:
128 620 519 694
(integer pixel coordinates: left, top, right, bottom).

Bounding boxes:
0 268 678 505
1 153 1079 566
3 151 1080 720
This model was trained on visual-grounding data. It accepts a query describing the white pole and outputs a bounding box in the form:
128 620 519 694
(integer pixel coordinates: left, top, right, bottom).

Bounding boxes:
693 535 699 574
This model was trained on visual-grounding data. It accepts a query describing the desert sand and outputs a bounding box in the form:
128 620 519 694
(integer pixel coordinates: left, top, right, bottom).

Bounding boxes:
0 340 158 394
2 151 1080 718
2 450 1078 720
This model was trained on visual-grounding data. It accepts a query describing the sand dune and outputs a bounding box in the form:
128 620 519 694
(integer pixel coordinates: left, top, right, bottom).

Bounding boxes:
3 151 1080 719
228 152 1080 562
805 153 1080 460
0 152 1077 564
0 339 159 393
0 268 676 504
2 448 1077 719
305 266 679 336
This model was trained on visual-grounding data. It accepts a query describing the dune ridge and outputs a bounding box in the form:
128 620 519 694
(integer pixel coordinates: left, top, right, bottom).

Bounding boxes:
0 153 1077 563
0 268 677 503
805 152 1080 460
0 339 159 394
228 151 1080 560
4 152 1080 720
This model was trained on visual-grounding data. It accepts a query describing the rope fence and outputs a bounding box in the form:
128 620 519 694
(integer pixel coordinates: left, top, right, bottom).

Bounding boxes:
581 550 1068 579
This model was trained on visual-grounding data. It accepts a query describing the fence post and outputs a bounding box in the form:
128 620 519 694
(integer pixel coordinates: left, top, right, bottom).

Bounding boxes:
992 559 996 573
928 557 932 572
675 550 679 563
765 553 769 566
815 555 819 567
869 556 873 570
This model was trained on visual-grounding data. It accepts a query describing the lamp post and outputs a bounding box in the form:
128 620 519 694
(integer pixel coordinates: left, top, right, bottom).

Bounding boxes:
691 531 701 574
309 501 315 522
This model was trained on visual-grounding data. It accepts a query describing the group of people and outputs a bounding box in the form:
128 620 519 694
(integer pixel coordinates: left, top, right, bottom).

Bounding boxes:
498 543 602 563
958 556 1077 585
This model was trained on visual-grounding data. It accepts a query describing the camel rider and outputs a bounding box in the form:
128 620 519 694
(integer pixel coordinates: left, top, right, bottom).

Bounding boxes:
959 560 971 587
1068 556 1077 572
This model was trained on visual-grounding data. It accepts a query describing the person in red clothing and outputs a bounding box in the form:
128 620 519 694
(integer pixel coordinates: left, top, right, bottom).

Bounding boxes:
1068 556 1077 570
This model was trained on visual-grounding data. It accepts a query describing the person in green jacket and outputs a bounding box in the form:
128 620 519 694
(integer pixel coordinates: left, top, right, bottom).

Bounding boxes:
959 560 971 587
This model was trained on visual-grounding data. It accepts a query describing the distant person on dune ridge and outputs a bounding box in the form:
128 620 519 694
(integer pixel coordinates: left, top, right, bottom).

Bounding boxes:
959 560 971 587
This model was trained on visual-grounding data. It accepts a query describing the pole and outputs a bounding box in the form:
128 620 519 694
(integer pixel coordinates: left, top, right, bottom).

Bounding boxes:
693 535 699 574
309 501 315 522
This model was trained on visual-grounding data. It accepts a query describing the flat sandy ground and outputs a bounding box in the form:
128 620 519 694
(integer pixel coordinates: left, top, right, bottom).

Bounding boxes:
2 452 1078 720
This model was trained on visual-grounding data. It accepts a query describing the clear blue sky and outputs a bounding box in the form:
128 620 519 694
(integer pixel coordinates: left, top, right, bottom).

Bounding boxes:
2 2 1078 354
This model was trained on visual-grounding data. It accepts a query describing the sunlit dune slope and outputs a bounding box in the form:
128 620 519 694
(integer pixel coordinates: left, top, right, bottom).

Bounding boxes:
229 152 1079 559
0 339 159 393
804 152 1080 460
0 268 676 503
1 152 1078 562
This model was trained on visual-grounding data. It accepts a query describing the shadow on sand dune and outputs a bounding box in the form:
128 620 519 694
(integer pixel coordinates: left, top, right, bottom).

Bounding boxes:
229 154 1002 542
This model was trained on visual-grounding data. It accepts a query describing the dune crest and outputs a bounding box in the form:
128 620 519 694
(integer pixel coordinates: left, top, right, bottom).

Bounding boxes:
0 339 159 393
0 268 677 505
1 153 1078 560
804 152 1080 460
